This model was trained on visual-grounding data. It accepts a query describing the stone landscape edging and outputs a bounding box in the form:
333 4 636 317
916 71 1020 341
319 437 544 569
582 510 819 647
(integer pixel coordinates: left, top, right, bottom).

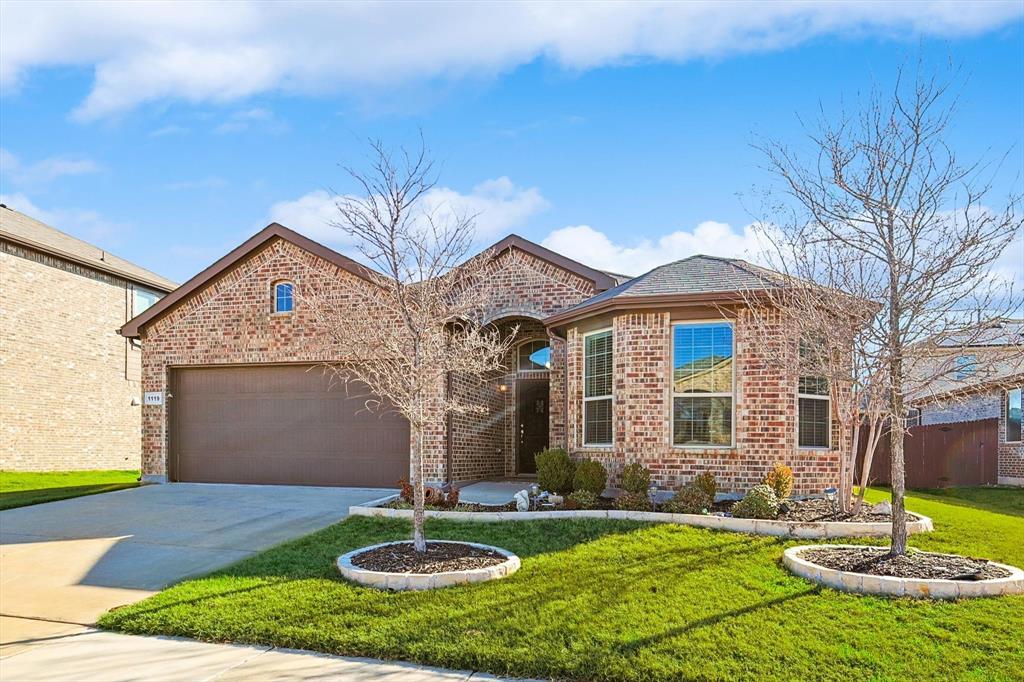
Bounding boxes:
783 544 1024 599
336 540 521 591
349 496 934 539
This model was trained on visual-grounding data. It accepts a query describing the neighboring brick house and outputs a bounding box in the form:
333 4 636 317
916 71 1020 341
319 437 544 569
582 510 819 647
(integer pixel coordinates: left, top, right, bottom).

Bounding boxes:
121 222 849 494
908 319 1024 486
1 205 176 471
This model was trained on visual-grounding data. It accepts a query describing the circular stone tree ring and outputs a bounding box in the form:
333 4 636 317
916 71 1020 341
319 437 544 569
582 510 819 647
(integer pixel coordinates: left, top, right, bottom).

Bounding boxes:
337 540 521 591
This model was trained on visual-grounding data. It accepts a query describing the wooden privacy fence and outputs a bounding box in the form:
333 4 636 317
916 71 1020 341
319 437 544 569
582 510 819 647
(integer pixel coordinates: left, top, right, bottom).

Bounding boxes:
855 418 999 488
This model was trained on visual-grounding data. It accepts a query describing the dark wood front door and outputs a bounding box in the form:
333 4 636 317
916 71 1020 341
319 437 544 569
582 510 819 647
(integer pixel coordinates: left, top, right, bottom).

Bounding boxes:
517 379 549 474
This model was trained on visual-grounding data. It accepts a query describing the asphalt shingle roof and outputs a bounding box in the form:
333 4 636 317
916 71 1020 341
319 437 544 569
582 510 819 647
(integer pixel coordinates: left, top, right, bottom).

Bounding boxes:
0 204 176 291
559 254 783 315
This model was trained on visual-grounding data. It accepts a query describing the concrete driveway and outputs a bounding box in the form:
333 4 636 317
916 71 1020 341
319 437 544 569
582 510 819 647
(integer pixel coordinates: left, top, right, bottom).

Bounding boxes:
0 483 391 626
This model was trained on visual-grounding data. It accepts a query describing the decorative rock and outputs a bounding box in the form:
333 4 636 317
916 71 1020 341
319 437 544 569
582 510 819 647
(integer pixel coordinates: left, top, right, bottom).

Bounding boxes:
337 540 521 591
514 490 530 512
783 544 1024 599
874 500 892 515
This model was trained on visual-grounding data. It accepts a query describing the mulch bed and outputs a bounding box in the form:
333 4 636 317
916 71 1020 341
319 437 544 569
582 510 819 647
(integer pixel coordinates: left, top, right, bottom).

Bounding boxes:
776 498 895 523
351 541 507 574
799 546 1011 581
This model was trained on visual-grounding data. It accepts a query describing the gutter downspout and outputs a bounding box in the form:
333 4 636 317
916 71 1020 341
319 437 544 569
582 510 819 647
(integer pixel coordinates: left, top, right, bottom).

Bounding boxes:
445 370 453 484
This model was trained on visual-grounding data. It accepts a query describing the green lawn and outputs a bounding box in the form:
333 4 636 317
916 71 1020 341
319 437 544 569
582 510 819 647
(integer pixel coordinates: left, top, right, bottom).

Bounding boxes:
0 470 141 510
100 487 1023 681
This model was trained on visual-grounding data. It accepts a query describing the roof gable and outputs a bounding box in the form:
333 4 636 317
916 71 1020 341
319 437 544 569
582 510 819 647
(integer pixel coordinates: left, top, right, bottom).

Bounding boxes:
486 234 619 292
120 223 373 337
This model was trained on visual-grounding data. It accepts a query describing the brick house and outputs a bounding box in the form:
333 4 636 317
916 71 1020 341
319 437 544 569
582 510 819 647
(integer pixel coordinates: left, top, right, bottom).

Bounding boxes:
121 222 848 494
1 205 176 471
908 320 1024 486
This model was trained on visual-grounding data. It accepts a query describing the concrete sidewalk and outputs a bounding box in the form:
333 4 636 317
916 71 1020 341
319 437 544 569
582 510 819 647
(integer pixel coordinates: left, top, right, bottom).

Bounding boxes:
0 617 522 681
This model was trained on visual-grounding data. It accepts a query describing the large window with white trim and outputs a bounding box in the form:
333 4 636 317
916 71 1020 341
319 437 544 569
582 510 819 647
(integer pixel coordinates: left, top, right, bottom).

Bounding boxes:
672 322 734 447
583 329 613 445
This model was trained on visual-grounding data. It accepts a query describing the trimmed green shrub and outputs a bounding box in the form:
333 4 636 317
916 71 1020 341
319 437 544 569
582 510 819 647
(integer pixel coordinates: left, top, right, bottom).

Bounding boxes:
731 484 780 519
573 459 608 495
764 463 794 500
614 492 650 511
664 483 711 515
692 471 718 502
566 489 599 510
620 463 651 495
535 448 575 494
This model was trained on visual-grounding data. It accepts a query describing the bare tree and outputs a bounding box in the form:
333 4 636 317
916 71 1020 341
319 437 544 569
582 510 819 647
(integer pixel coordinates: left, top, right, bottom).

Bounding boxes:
755 63 1022 555
303 138 516 552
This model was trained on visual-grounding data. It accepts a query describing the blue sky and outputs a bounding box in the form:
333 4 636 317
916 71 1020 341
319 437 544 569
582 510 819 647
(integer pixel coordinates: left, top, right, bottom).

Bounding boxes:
1 1 1022 285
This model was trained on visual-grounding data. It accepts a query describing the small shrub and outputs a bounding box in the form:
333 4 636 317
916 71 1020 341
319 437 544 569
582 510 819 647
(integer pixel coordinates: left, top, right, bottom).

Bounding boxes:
573 459 608 495
764 463 793 500
664 483 711 514
692 471 718 502
567 489 599 510
535 448 575 494
398 478 414 503
620 463 651 495
614 491 650 511
731 484 780 519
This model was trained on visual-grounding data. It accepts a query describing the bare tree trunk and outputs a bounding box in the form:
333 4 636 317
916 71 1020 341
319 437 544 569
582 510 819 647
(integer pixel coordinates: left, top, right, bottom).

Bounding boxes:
411 426 427 552
842 419 861 514
853 419 878 514
889 417 907 555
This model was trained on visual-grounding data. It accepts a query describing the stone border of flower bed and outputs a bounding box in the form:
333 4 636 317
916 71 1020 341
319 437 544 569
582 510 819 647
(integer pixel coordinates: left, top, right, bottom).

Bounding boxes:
349 496 934 539
336 540 521 591
783 544 1024 599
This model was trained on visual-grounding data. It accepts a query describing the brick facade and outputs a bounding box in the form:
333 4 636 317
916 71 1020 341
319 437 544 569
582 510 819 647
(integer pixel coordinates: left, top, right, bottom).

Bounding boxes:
1 242 146 470
137 236 597 483
563 306 844 495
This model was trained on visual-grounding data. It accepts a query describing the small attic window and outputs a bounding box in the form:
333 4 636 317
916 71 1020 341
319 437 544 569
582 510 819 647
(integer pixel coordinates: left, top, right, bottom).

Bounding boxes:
274 282 294 313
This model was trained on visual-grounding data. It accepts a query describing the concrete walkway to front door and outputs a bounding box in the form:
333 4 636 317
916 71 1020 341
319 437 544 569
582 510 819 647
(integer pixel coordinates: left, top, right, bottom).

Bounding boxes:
459 481 530 505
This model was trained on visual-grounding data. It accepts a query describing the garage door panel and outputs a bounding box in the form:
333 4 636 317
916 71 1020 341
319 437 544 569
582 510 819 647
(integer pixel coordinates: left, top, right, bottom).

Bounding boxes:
170 365 409 487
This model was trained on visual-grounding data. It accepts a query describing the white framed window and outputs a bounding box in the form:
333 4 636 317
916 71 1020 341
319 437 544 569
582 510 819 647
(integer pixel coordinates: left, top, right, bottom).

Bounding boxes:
797 337 830 448
273 281 294 313
132 286 161 316
1006 387 1022 443
672 321 734 447
518 339 551 370
583 328 613 446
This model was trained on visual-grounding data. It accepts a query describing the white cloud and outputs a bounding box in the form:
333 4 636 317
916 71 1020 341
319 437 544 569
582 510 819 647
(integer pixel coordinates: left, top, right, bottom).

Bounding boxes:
269 177 549 245
213 107 286 134
0 192 125 244
0 148 100 185
149 124 189 137
1 1 1019 119
541 222 773 276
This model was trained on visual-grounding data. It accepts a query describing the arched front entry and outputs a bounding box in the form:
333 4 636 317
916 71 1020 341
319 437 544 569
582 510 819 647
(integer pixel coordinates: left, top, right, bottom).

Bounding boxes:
514 336 552 474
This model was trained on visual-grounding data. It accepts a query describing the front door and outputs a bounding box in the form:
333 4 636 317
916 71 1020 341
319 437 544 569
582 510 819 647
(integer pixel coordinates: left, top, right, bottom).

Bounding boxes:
517 379 549 474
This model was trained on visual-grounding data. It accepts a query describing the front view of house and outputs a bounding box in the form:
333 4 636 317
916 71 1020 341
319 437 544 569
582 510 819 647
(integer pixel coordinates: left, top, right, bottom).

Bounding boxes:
121 224 845 495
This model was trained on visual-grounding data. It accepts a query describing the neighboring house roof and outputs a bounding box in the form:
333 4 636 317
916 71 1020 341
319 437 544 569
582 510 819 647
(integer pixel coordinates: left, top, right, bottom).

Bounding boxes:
120 222 375 337
545 254 783 327
487 234 619 292
0 203 176 292
930 319 1024 348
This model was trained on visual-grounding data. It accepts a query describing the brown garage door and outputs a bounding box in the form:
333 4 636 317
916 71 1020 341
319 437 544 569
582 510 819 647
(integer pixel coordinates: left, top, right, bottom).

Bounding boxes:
169 365 409 487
